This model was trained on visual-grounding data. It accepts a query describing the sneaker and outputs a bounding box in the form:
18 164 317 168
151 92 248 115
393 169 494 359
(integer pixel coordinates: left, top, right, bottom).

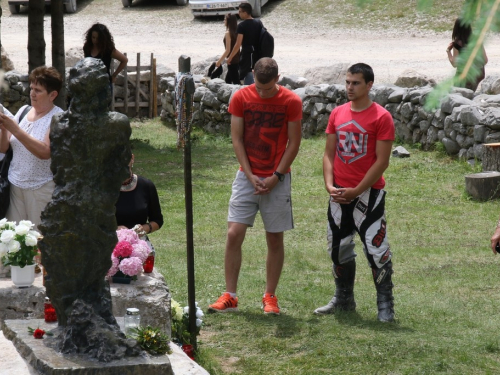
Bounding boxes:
262 293 280 315
208 293 238 313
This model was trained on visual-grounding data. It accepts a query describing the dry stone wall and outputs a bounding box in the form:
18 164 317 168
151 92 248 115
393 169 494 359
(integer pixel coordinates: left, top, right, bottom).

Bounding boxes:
4 68 500 163
160 75 500 162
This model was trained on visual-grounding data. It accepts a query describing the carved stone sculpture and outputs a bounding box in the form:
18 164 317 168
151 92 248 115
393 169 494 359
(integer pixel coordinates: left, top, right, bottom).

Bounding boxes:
38 58 140 361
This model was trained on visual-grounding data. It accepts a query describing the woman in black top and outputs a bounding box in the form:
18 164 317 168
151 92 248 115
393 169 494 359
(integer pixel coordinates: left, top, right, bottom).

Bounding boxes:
116 155 163 236
216 13 240 85
83 23 128 85
446 18 488 91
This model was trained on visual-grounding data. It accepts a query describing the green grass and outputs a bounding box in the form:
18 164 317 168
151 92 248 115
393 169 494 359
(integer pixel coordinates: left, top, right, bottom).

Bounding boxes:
131 118 500 374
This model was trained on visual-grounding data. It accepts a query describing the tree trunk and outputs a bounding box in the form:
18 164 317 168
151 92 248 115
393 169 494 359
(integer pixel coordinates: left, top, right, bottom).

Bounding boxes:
465 171 500 201
28 0 45 73
51 0 66 109
482 143 500 172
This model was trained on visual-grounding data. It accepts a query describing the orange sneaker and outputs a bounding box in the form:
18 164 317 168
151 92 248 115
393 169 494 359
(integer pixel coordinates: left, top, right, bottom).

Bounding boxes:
262 293 280 315
208 293 238 313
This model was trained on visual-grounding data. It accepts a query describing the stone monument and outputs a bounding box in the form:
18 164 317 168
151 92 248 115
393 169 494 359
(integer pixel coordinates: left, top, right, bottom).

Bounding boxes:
38 58 139 362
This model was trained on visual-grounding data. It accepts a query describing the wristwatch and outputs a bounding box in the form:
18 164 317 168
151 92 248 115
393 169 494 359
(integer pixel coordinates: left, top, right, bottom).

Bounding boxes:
273 171 285 182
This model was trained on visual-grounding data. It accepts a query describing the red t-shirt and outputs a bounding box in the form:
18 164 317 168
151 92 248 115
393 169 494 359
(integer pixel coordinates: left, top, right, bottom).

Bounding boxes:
228 85 302 177
325 102 395 189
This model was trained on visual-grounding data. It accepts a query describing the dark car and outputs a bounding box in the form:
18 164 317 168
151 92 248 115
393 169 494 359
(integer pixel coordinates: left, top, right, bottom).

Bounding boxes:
8 0 77 14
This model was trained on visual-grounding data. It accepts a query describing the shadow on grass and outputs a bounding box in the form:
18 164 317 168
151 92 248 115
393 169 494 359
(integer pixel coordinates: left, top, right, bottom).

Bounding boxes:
308 311 414 334
238 310 300 339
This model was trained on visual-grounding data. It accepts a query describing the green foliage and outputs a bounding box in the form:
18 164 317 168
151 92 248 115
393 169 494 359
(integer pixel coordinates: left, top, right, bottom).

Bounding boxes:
128 325 172 355
432 141 446 153
170 298 203 346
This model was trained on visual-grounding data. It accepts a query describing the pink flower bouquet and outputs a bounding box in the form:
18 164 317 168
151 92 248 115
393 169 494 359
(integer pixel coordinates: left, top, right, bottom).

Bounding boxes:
107 229 151 278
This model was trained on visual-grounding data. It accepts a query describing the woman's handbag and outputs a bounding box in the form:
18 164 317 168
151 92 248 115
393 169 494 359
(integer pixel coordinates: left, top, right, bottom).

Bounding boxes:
0 148 13 219
0 105 31 219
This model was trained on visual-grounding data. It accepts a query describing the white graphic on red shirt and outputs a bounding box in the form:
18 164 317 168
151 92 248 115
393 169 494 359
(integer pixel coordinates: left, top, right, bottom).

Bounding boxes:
336 120 368 164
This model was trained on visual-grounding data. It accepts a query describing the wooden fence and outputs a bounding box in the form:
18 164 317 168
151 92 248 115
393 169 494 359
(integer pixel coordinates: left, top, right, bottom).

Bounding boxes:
110 52 158 118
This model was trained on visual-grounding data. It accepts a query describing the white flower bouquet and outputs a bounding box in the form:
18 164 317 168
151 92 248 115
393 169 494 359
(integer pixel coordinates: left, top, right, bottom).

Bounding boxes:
171 298 204 345
0 219 41 268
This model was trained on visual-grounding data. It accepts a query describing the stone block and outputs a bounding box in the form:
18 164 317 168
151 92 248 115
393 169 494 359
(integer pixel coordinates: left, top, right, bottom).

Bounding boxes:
110 269 171 336
477 75 500 95
408 87 432 104
440 94 473 114
305 84 330 97
392 146 410 158
461 105 485 126
303 63 350 86
482 107 500 129
474 125 487 143
388 88 406 103
394 69 436 88
278 75 308 90
206 78 225 93
441 137 460 155
400 102 415 121
201 90 220 110
0 269 171 335
2 318 174 375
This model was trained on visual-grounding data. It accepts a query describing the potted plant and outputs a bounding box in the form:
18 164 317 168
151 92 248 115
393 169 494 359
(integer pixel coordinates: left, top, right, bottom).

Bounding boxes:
107 228 151 283
0 219 42 287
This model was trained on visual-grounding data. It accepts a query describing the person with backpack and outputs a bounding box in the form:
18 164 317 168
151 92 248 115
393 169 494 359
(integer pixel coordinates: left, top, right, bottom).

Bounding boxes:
227 2 264 85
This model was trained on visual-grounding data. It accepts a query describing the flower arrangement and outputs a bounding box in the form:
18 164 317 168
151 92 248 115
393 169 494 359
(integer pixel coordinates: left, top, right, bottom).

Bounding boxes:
0 219 41 268
128 325 172 355
171 298 204 346
107 228 151 279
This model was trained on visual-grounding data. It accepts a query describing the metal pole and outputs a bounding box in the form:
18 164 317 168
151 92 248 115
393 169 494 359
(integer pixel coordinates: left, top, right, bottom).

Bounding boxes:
178 55 197 351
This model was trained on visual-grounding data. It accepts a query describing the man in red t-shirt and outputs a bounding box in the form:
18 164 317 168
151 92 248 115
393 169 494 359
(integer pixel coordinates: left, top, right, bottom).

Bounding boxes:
314 63 396 322
208 58 302 316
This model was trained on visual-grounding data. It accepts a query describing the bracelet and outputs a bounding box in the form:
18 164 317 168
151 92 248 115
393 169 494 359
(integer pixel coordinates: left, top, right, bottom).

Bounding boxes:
145 223 153 233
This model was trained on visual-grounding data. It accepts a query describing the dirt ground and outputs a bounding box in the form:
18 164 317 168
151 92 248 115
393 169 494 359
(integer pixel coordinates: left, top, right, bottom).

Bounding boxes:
2 0 500 84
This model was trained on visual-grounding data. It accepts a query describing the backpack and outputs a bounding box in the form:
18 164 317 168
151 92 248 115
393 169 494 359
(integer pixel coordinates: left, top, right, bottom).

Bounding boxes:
257 23 274 59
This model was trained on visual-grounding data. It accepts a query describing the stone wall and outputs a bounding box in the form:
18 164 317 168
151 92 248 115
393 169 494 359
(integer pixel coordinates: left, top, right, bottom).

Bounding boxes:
1 66 174 117
2 71 30 115
160 75 500 162
6 67 500 163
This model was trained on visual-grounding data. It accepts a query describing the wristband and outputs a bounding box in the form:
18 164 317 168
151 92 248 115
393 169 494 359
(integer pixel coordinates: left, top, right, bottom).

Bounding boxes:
145 223 153 233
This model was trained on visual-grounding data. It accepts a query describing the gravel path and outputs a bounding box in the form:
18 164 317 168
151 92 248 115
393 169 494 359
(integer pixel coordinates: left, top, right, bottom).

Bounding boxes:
2 0 500 84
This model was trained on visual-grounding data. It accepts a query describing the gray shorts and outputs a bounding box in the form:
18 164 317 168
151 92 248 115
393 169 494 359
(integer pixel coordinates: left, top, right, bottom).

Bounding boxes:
227 170 294 233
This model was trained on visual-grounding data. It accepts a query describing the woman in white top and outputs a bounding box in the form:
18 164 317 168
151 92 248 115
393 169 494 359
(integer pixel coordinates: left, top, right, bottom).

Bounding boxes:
0 66 63 228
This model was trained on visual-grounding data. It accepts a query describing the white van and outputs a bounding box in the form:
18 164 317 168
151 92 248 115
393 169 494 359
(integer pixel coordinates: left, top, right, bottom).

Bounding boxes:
190 0 269 18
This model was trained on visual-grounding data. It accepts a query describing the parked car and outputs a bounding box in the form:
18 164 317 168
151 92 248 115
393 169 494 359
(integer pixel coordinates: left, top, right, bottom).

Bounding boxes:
122 0 187 7
8 0 77 14
190 0 269 18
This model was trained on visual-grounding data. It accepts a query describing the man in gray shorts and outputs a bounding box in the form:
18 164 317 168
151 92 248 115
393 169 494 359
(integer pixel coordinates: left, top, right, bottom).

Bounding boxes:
208 58 302 315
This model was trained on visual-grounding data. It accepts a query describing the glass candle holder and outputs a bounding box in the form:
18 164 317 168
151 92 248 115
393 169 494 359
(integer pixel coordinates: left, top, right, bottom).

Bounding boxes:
143 254 155 273
44 297 57 322
124 308 141 335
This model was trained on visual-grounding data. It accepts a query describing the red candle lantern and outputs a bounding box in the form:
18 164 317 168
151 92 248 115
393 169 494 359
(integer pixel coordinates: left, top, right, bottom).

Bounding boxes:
182 344 195 360
143 254 155 273
44 297 57 322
